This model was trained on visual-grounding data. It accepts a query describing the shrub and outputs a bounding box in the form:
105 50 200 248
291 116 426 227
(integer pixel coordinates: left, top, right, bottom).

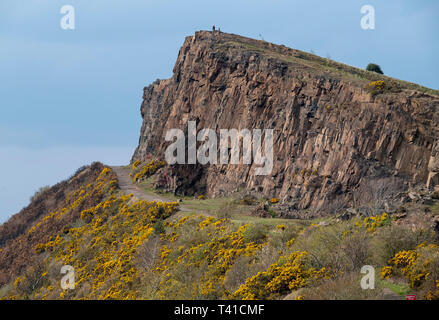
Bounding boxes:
131 160 141 171
242 224 268 244
381 243 439 299
232 251 326 300
366 63 384 74
225 245 282 295
268 224 302 253
300 272 384 300
30 185 51 202
132 160 166 182
72 165 88 177
13 261 47 297
370 224 437 266
216 201 236 220
354 213 390 233
291 222 369 273
153 220 165 235
267 207 277 218
366 80 386 96
340 231 372 270
224 256 253 292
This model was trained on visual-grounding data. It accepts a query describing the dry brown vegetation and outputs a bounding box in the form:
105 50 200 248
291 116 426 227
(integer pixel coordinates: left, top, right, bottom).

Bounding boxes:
0 162 116 286
0 162 438 300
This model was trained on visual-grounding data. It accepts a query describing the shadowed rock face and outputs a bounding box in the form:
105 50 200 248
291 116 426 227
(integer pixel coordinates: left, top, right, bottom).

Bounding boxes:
132 30 439 214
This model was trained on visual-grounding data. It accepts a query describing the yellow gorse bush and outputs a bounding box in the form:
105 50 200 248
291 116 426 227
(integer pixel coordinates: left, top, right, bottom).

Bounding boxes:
232 251 326 300
354 213 390 233
380 266 392 279
27 169 118 237
9 168 180 300
131 160 141 171
381 243 439 299
368 80 385 90
6 167 339 301
132 160 166 182
154 217 267 299
366 80 387 96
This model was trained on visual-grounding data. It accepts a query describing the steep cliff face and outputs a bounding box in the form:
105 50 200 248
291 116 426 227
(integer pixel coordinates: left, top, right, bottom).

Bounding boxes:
132 30 439 213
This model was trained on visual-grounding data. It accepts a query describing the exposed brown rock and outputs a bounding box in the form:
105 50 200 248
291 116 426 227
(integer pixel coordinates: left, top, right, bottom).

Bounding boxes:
250 203 271 218
132 30 439 215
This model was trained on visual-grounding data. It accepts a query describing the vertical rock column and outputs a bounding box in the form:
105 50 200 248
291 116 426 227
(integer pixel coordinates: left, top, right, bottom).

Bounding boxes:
427 140 439 191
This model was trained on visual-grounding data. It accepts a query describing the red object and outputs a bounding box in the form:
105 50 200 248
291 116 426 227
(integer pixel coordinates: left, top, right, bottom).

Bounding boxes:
406 294 416 300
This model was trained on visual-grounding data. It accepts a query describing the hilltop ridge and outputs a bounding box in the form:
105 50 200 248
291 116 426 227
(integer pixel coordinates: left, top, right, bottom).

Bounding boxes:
182 30 439 95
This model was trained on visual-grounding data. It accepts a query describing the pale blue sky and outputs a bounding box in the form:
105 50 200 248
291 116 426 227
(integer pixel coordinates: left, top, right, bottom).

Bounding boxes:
0 0 438 221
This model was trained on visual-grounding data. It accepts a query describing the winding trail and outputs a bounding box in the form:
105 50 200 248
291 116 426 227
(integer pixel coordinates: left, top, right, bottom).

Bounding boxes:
112 167 405 300
382 288 403 300
111 166 192 213
111 166 175 202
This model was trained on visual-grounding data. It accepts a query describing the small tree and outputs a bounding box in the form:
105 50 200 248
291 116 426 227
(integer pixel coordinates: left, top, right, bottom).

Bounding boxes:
366 63 384 74
353 177 403 216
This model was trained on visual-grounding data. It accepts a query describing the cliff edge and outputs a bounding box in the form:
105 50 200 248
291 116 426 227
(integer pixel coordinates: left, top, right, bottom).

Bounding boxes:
132 30 439 214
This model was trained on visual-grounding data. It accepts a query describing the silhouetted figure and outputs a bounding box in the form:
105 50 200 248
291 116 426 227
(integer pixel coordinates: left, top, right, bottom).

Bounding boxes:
212 25 216 33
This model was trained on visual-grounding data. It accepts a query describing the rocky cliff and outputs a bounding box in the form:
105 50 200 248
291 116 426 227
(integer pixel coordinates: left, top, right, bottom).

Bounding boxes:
132 30 439 215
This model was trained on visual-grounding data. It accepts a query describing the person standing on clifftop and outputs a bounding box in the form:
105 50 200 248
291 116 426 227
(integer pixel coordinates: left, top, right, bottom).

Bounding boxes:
212 25 216 33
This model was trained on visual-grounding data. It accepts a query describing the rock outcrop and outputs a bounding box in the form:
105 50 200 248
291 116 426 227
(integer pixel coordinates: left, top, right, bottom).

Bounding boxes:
427 141 439 191
132 30 439 214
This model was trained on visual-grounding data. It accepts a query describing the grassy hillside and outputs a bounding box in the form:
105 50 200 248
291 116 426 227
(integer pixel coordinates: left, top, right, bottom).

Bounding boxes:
0 162 116 287
2 162 438 300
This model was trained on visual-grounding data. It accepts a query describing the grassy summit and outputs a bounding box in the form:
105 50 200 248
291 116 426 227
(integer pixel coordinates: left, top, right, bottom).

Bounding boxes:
211 31 438 96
